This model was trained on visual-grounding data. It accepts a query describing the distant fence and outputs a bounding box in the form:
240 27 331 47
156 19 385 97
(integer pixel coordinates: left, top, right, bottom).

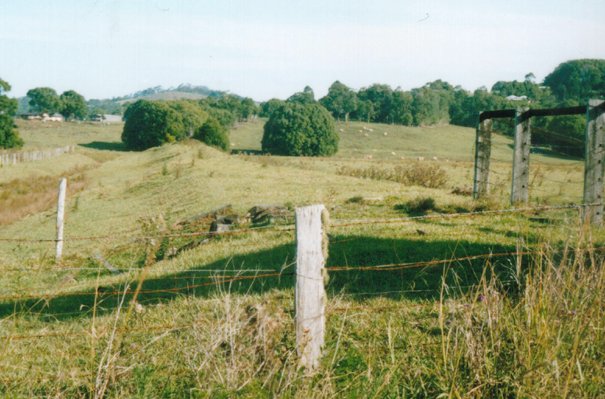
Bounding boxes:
0 145 75 167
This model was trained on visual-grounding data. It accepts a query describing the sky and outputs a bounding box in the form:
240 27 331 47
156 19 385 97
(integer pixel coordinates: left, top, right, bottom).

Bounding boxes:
0 0 603 101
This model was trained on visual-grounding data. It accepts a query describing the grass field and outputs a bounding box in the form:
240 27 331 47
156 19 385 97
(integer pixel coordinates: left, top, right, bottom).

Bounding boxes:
0 120 602 397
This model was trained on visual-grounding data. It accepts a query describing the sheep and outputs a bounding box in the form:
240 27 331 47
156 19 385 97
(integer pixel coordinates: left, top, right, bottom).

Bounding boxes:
432 156 438 161
383 132 388 136
417 156 425 161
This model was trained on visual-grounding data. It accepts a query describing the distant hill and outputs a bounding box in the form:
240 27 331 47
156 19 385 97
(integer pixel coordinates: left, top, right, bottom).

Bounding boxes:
114 83 228 104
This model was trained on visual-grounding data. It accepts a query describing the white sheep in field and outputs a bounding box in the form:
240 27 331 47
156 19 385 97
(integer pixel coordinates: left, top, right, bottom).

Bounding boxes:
364 133 369 137
339 128 344 132
365 154 373 159
432 156 438 161
391 152 396 156
417 156 425 161
383 132 388 136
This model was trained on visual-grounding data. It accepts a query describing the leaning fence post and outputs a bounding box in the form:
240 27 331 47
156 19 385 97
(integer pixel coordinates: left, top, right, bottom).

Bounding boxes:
473 116 492 199
511 107 531 205
295 204 327 371
55 178 67 261
583 99 605 225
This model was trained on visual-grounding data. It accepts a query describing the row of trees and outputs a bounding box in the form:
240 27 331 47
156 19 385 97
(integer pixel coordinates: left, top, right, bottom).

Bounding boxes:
121 94 258 151
26 87 88 120
261 59 605 156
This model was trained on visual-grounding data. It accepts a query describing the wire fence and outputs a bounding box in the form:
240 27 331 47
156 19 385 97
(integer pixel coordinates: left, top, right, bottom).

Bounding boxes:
0 202 596 353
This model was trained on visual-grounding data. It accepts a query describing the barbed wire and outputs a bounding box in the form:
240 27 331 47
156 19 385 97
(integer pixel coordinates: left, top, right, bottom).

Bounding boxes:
329 203 583 228
0 222 296 244
0 271 292 302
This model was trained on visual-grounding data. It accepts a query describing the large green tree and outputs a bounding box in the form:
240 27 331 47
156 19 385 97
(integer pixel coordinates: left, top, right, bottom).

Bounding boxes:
166 100 208 137
544 59 605 101
320 81 357 122
27 87 62 114
259 98 285 117
0 78 23 149
194 116 229 151
59 90 87 120
262 102 338 156
287 86 316 105
122 100 185 150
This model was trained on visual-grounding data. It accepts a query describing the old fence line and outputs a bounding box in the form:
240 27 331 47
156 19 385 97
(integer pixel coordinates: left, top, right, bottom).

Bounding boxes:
0 145 75 167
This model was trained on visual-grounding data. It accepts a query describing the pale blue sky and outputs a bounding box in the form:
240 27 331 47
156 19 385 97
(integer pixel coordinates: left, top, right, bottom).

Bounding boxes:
1 0 603 100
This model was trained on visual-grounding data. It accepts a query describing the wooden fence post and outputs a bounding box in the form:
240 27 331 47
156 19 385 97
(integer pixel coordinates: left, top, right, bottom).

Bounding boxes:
56 178 67 262
473 117 492 199
511 107 531 205
583 99 605 225
295 204 327 371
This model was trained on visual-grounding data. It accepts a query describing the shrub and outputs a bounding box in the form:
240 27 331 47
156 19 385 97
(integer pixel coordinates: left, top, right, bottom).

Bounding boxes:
0 78 22 149
395 196 436 215
122 100 185 150
194 117 229 151
261 102 338 156
337 162 447 188
166 100 208 137
0 115 23 149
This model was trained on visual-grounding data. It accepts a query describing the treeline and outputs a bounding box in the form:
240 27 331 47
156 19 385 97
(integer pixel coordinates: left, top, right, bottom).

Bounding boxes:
121 95 259 151
262 59 605 156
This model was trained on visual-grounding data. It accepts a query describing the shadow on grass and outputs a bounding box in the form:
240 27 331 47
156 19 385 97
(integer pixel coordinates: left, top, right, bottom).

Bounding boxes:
80 141 128 152
0 236 520 321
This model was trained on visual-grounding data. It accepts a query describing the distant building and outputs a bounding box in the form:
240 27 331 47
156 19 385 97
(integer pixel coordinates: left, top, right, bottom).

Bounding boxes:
103 114 122 123
19 113 64 122
43 113 64 122
506 95 528 101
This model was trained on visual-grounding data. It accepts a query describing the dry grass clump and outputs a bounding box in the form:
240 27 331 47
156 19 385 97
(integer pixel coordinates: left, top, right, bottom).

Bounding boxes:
0 166 88 225
337 162 448 188
441 242 605 397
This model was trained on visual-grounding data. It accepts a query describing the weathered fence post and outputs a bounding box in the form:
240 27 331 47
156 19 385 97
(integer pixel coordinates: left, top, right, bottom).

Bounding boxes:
55 178 67 262
473 116 492 199
583 99 605 225
295 204 327 371
511 107 531 205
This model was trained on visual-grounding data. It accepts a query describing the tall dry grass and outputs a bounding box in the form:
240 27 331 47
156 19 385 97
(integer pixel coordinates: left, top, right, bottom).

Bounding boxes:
440 239 605 398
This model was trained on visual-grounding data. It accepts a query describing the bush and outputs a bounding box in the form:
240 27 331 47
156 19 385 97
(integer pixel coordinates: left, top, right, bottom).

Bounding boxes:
122 100 185 150
337 162 447 188
0 115 23 149
261 102 338 156
0 78 22 149
194 117 229 151
395 196 436 215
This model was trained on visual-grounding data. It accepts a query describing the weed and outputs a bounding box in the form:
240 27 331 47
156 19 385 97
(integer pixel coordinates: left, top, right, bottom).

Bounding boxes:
337 162 447 188
346 196 365 204
395 196 436 214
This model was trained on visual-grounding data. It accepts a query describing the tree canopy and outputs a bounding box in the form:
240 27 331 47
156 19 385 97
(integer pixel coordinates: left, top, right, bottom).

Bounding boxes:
287 86 316 105
320 81 357 121
262 102 338 156
122 100 186 150
27 87 62 114
0 78 23 149
544 59 605 101
59 90 87 120
194 116 229 151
